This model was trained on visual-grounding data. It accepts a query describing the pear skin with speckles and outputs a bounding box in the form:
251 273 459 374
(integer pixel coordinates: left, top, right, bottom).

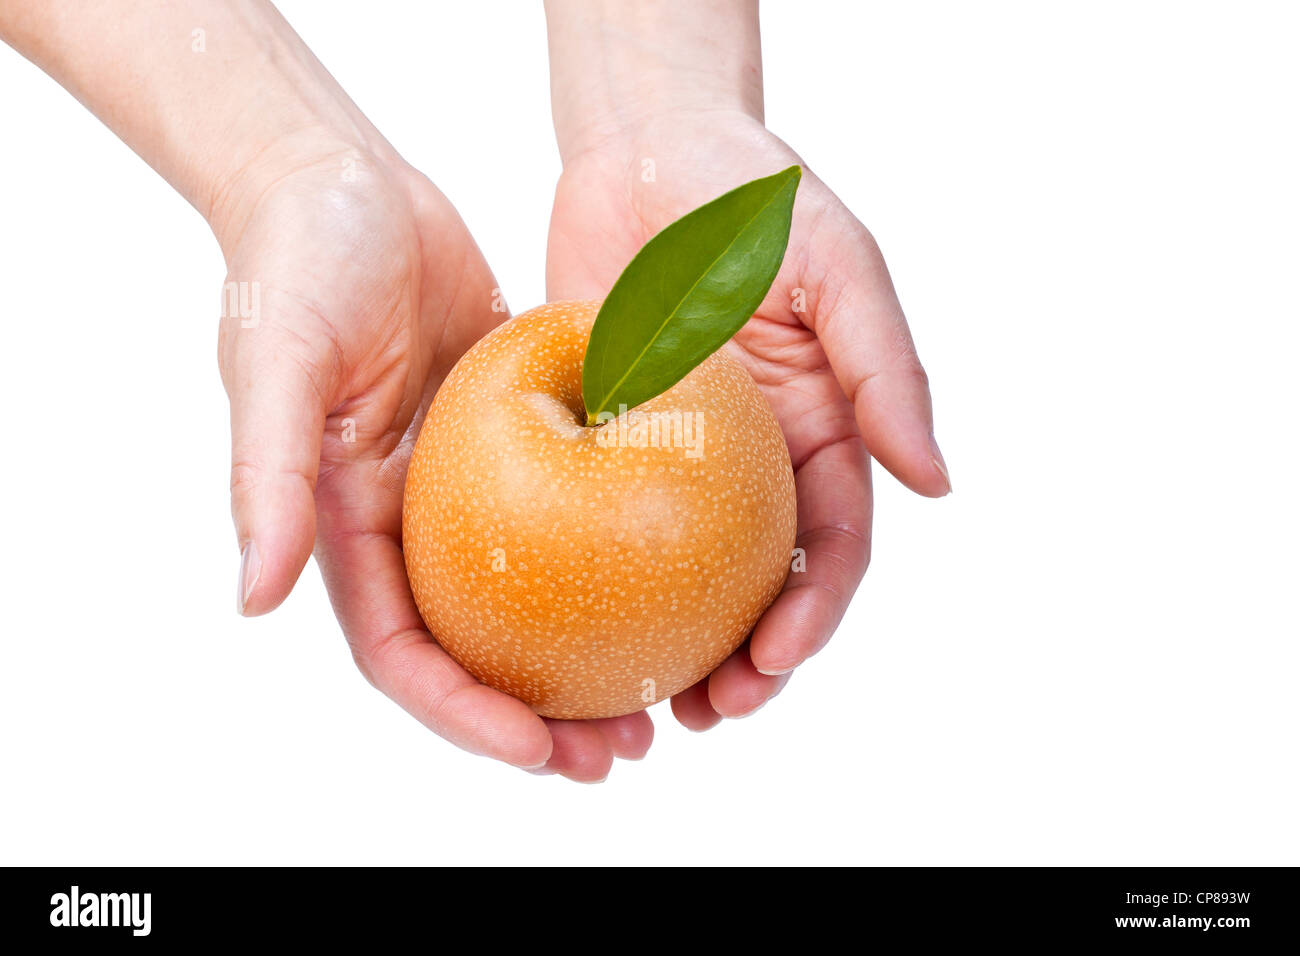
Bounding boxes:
402 301 796 719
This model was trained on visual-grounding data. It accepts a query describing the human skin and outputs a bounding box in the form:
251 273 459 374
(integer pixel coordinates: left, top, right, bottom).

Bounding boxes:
1 0 947 783
0 0 573 776
544 0 951 732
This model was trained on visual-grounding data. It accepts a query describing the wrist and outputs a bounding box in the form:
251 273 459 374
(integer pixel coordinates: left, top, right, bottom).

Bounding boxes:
203 127 404 255
544 0 764 164
0 1 404 252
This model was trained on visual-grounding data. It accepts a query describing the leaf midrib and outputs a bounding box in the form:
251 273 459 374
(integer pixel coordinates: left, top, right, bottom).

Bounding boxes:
589 177 793 419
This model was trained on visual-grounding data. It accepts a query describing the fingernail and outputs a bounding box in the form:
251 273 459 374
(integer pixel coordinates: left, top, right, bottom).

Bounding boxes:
524 765 557 776
237 540 261 615
734 672 792 716
685 720 722 734
755 665 794 676
930 438 952 494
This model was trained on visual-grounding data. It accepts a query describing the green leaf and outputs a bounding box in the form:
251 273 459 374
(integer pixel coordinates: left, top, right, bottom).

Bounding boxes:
582 165 801 425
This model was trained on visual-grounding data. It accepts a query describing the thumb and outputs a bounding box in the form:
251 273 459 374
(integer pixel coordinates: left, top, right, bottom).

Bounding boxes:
807 215 951 498
219 307 332 617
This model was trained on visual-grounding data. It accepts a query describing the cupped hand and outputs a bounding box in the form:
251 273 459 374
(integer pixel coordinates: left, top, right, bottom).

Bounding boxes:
546 109 951 730
215 146 651 781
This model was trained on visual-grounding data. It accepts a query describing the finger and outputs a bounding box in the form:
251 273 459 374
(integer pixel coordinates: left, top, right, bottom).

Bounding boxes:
314 501 553 770
590 711 654 761
220 316 333 616
538 719 615 783
749 437 872 676
670 678 724 732
806 208 951 497
707 642 792 718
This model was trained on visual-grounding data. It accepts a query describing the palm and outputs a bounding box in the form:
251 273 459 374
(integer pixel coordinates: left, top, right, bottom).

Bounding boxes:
547 112 910 723
220 160 552 760
221 160 501 564
221 160 655 777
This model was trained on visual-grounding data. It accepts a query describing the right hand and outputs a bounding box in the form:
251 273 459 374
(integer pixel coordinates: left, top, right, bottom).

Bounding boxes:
215 144 652 781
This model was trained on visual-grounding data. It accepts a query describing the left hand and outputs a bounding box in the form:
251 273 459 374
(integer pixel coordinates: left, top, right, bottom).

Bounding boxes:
546 108 950 730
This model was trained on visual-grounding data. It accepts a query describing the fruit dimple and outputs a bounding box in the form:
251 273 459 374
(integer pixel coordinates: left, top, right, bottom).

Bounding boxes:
402 300 797 720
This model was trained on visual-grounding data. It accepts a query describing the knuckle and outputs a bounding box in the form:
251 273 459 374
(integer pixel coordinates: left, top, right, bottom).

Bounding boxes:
895 349 930 390
346 627 395 694
421 681 467 735
228 459 263 498
348 643 381 689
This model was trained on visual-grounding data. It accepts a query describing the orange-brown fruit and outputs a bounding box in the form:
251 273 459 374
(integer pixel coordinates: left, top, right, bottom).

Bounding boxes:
402 301 796 719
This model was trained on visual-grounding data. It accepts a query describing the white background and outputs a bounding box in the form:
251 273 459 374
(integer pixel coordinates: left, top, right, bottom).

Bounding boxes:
1 1 1297 865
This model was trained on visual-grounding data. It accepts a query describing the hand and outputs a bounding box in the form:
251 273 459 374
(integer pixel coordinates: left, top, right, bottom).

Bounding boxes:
4 0 655 781
217 146 652 781
546 107 950 730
